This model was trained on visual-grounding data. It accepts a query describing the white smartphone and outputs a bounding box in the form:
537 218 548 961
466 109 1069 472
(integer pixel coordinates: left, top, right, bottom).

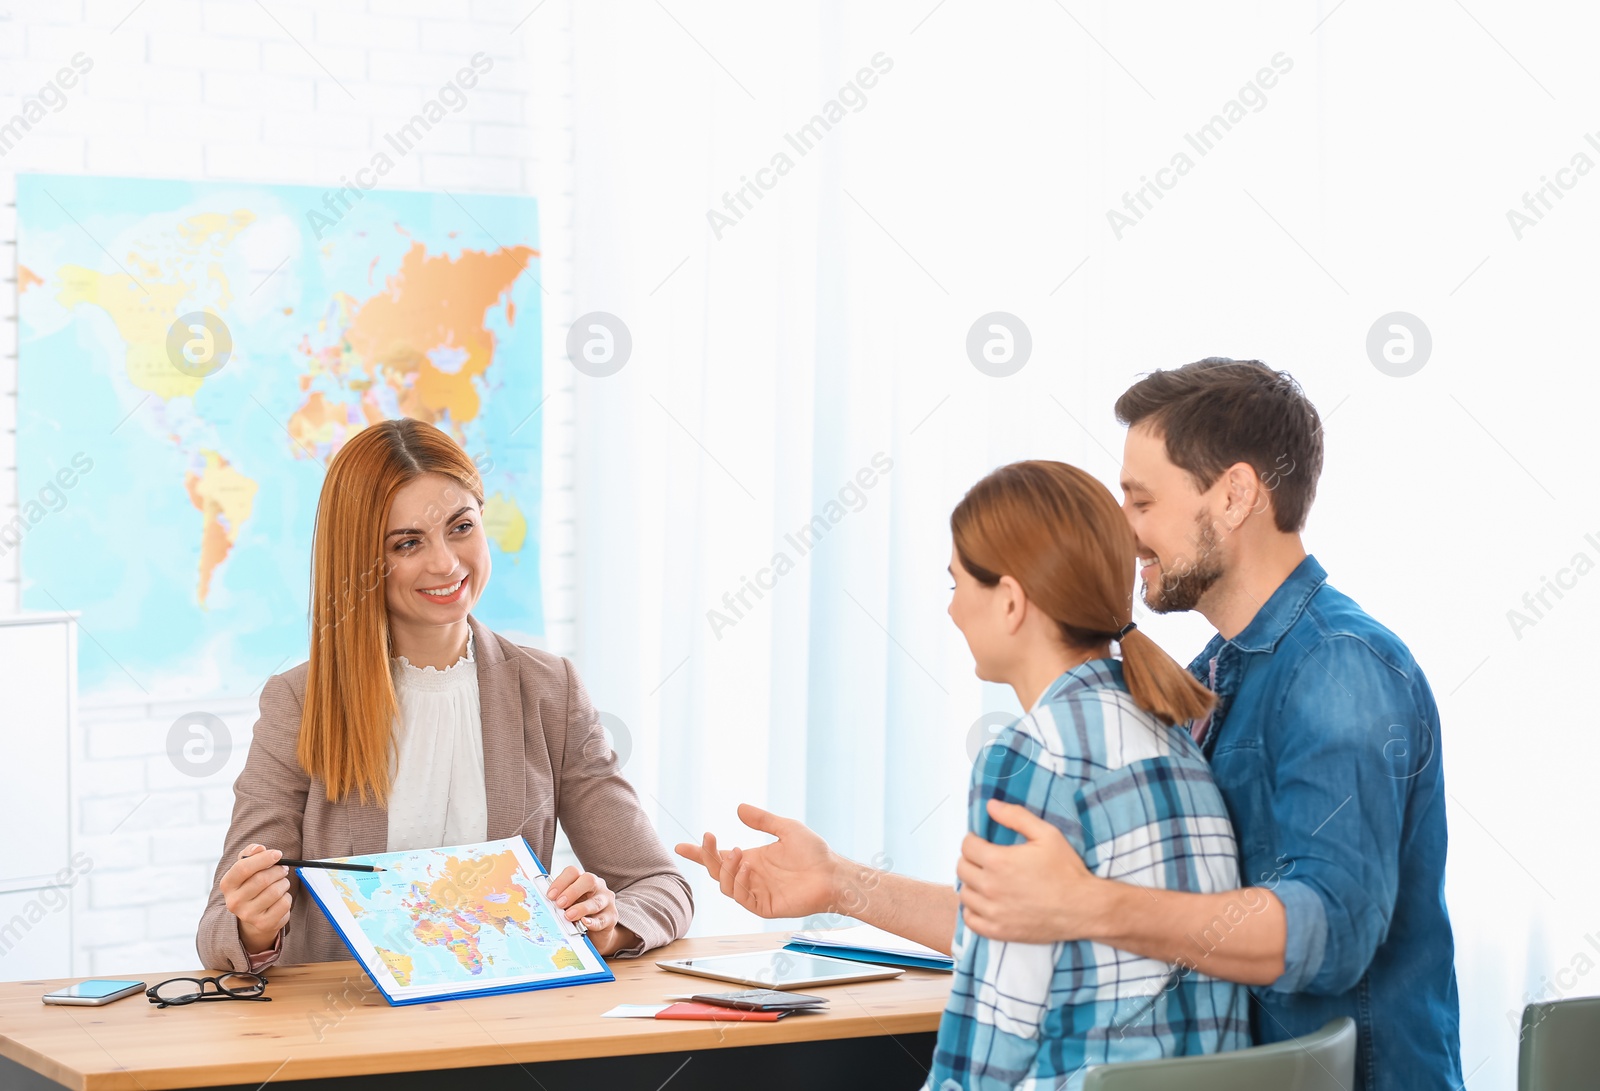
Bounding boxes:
41 979 145 1006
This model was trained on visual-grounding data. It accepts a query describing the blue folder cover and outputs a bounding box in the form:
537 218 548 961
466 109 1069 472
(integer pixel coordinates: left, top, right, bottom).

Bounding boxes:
297 835 615 1006
782 940 955 973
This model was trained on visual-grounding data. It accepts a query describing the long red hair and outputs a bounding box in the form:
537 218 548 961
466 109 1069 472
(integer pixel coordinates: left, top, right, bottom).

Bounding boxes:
950 460 1215 727
299 419 483 805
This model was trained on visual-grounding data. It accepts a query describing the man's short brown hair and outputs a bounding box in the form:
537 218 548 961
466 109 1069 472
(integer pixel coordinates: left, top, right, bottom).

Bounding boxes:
1114 358 1324 533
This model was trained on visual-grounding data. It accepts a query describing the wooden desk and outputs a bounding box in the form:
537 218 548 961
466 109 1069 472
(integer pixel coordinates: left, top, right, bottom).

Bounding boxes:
0 932 949 1090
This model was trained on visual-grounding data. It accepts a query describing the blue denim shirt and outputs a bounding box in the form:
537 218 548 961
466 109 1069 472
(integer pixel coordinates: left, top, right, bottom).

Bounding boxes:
1188 555 1461 1091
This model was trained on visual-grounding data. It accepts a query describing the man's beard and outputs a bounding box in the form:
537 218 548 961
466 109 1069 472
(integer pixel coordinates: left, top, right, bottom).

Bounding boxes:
1142 512 1224 614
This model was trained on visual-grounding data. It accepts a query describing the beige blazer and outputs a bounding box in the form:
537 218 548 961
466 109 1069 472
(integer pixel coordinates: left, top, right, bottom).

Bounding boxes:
196 615 692 972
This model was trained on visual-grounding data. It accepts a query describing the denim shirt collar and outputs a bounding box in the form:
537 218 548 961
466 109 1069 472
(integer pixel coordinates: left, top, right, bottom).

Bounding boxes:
1213 553 1329 654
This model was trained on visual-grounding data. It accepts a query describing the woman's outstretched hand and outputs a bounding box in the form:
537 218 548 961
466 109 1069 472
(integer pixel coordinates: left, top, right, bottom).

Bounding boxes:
675 803 842 919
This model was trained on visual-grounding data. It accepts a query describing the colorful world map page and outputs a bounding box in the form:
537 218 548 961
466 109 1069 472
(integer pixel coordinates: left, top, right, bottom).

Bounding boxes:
296 837 613 1006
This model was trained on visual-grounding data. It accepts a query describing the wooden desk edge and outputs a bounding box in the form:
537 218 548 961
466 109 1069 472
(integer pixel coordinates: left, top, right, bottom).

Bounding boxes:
0 1038 89 1091
131 1011 941 1091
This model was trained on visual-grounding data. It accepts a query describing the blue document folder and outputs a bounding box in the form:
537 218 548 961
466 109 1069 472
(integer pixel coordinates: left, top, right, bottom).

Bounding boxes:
783 940 955 972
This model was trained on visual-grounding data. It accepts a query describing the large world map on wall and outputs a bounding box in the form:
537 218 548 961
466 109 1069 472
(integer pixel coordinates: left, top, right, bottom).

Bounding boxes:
14 174 543 699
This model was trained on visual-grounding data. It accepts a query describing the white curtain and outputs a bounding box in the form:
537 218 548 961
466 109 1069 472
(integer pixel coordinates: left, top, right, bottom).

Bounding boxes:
564 4 1600 1088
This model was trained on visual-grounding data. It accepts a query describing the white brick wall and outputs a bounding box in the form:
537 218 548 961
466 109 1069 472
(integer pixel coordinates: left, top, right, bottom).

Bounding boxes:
0 0 578 976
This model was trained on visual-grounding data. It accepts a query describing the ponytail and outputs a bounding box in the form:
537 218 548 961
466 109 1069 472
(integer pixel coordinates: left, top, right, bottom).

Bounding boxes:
1116 627 1215 727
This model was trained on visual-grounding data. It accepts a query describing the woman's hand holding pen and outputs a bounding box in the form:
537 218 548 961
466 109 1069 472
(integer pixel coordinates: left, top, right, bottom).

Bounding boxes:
221 844 292 955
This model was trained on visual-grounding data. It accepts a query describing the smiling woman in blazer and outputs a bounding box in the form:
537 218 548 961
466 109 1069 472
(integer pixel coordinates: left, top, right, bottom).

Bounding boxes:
196 418 692 972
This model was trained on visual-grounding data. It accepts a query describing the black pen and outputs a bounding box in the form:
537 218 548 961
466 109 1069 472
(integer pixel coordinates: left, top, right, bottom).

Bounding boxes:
279 859 386 873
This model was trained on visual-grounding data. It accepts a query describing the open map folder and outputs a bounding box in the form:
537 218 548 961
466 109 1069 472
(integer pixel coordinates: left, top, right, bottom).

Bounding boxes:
296 836 614 1006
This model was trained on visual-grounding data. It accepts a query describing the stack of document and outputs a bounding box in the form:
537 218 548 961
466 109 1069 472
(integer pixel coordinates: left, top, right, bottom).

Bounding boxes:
784 923 955 972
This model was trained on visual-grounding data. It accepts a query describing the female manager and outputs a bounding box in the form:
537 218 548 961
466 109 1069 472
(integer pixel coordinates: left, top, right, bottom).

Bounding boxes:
196 418 692 971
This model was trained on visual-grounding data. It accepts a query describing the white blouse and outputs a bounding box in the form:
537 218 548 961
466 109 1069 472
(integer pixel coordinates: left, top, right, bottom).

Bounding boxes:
386 628 488 852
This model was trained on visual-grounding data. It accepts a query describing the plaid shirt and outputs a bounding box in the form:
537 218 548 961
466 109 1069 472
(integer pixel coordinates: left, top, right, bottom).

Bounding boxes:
927 659 1250 1090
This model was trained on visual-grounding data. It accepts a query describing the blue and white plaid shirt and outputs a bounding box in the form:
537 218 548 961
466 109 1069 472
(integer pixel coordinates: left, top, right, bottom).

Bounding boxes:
927 658 1250 1090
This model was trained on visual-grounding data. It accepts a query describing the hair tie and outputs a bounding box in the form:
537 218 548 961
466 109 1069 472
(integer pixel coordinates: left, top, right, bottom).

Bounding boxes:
1116 621 1138 640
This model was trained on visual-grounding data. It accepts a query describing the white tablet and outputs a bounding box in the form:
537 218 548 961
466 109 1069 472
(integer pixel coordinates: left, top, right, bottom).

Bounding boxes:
656 949 905 990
